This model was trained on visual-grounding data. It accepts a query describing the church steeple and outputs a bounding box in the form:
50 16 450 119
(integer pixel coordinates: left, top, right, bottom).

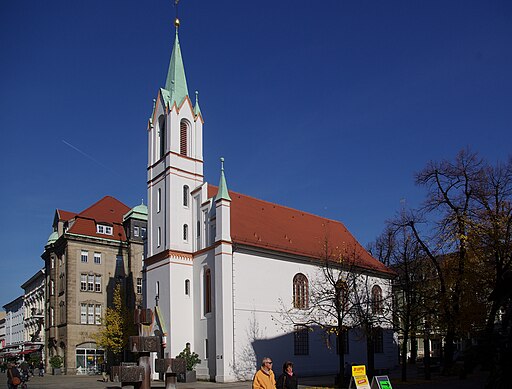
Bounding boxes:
164 18 189 108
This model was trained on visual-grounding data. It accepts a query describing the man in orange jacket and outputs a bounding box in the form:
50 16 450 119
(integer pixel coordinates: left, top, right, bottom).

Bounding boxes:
253 357 276 389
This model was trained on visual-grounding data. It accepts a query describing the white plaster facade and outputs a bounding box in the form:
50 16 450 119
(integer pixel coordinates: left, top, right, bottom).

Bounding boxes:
3 296 25 347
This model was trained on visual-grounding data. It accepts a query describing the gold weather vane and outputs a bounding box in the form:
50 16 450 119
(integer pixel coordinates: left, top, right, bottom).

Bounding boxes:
174 0 181 29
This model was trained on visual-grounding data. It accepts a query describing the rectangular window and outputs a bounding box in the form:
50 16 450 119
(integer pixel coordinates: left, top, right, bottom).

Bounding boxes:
81 250 88 263
50 307 55 327
336 329 350 355
134 226 139 237
88 275 94 291
157 188 162 213
294 325 309 355
94 252 101 264
95 305 101 325
136 278 142 295
51 256 55 269
95 275 101 292
80 304 87 324
205 339 208 359
88 304 94 324
80 274 87 291
50 279 55 296
157 227 161 247
141 227 147 238
373 327 384 353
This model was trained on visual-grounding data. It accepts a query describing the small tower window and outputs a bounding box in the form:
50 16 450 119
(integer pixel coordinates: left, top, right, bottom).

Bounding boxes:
157 188 162 213
180 120 188 156
157 227 161 247
158 115 166 159
185 279 190 296
183 224 188 241
183 185 189 207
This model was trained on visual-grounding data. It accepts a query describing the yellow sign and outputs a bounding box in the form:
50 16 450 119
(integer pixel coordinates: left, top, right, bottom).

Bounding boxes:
352 365 366 376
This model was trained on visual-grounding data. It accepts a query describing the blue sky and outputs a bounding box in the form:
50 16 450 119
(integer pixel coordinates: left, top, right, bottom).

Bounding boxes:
1 0 511 305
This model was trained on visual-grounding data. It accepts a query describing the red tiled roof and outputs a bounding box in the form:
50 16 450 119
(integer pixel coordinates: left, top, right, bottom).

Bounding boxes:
66 196 130 241
208 185 392 275
56 210 76 221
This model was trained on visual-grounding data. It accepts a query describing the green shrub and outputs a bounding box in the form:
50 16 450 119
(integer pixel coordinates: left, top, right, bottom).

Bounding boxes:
49 355 63 368
177 346 201 371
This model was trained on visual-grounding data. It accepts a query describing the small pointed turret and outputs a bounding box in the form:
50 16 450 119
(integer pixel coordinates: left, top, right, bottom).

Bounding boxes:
194 90 202 116
164 18 189 108
215 157 231 202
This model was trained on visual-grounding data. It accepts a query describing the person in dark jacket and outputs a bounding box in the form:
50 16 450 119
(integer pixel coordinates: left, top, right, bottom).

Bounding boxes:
276 361 298 389
6 363 21 389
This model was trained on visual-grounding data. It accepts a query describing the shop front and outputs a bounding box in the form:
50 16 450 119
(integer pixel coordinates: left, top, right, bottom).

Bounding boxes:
75 342 104 375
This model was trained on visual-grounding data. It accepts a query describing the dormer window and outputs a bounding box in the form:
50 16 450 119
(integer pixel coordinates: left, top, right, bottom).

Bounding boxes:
96 224 113 235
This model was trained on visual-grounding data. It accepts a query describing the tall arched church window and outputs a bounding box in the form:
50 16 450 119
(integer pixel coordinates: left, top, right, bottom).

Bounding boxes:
336 280 349 312
158 115 166 159
180 120 188 156
293 273 309 309
183 185 189 207
371 285 383 314
204 268 211 314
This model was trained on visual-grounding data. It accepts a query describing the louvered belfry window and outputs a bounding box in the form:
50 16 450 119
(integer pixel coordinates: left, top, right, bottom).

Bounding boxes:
293 273 309 309
180 120 188 156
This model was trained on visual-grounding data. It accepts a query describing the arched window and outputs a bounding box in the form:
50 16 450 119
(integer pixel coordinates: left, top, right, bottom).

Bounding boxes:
183 224 188 241
183 185 189 207
204 268 211 314
293 273 309 309
371 285 383 314
180 120 188 156
336 280 349 312
157 227 161 247
158 115 166 159
185 279 190 296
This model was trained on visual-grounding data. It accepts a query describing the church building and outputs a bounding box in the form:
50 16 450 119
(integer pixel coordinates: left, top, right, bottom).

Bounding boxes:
145 17 396 382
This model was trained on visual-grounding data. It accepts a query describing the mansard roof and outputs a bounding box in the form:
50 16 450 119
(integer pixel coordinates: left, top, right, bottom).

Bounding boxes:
208 185 392 276
65 196 131 242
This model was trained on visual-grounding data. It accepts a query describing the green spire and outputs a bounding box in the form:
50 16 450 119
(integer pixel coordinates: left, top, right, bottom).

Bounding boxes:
164 26 189 108
215 157 231 202
194 90 202 116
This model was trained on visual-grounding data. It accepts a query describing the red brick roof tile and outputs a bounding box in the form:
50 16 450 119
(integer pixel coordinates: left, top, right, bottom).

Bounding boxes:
208 185 392 275
66 196 130 241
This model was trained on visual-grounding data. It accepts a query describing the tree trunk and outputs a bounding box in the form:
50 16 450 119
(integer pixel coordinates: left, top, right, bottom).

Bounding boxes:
366 328 375 378
401 331 408 381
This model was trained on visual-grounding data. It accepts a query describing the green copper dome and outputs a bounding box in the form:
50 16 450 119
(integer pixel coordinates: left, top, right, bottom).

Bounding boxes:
46 231 58 245
123 203 148 221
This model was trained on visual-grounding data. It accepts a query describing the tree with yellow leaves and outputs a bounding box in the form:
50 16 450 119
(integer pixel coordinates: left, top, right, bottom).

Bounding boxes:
94 282 134 364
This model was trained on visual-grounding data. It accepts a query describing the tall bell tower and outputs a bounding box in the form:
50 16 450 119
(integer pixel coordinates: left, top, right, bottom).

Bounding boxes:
147 17 204 260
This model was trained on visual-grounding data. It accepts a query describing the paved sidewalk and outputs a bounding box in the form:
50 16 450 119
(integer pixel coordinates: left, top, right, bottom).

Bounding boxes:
17 370 488 389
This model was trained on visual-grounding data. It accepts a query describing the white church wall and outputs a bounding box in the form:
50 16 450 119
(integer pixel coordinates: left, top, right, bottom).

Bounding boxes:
168 258 194 358
192 249 216 379
230 248 396 378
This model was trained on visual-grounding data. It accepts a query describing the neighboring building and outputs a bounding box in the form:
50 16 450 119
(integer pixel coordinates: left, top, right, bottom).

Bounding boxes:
41 196 147 374
3 296 25 356
144 18 396 382
0 311 6 354
21 269 45 361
